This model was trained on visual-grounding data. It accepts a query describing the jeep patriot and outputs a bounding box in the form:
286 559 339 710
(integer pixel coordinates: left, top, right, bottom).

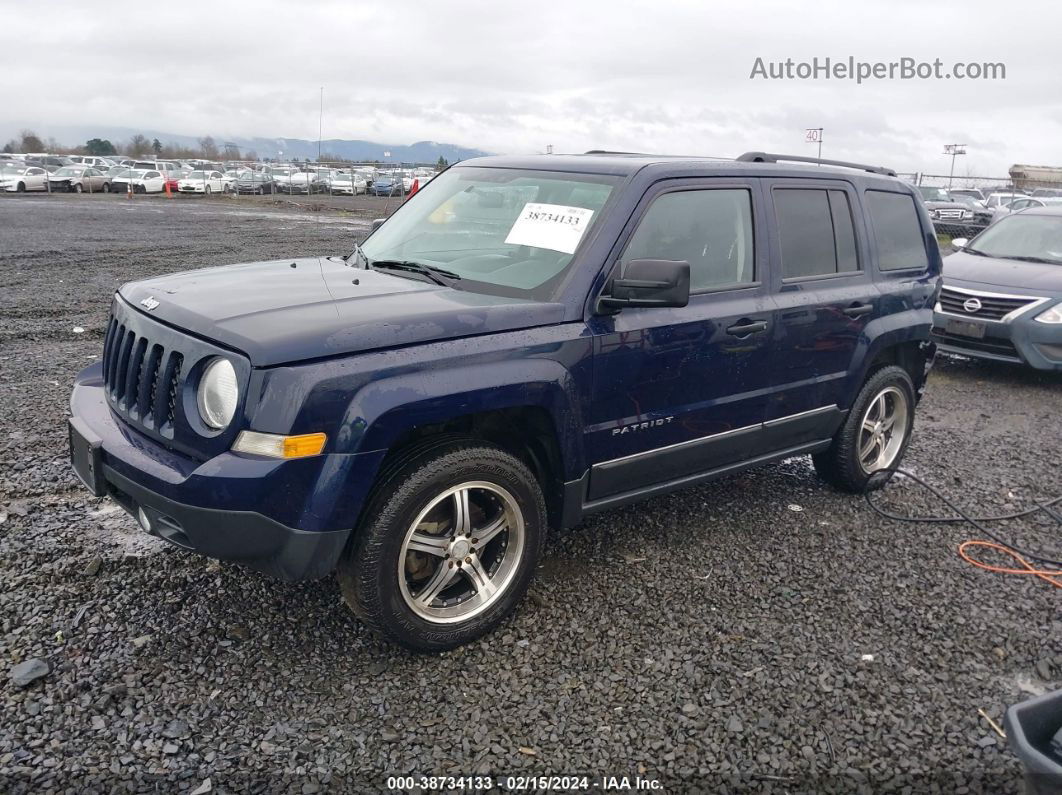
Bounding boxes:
69 151 940 650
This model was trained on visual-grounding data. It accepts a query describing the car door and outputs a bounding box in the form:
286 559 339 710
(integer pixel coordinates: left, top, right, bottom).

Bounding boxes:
760 179 876 448
585 178 775 502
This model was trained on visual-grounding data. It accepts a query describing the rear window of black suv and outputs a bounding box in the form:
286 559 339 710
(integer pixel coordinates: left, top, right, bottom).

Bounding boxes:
866 190 930 272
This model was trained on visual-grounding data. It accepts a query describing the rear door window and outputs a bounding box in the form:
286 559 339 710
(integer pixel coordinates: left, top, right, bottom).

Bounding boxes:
865 190 929 271
773 188 861 278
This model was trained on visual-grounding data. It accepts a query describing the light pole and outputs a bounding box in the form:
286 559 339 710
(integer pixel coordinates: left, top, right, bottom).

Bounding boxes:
944 144 966 188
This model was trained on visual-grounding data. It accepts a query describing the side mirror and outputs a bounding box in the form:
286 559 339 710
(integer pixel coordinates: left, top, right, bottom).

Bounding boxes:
951 238 969 249
371 218 386 232
597 259 691 313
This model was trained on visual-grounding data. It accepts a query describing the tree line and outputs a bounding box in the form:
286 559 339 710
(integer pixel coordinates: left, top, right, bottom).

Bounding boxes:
1 129 258 161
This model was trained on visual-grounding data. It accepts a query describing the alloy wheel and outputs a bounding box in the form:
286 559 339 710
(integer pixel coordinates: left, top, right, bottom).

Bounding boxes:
857 386 909 474
398 481 525 624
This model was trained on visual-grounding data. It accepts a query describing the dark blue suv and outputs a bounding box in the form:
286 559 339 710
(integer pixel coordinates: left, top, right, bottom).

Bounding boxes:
69 152 940 650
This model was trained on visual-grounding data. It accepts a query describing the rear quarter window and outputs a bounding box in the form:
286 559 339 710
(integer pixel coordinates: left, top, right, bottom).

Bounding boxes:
866 190 929 272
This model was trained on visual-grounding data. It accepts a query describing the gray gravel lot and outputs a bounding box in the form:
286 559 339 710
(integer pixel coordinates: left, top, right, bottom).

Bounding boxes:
1 193 1060 793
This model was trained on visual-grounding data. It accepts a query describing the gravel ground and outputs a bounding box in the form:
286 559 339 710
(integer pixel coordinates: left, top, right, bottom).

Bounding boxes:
1 194 1060 793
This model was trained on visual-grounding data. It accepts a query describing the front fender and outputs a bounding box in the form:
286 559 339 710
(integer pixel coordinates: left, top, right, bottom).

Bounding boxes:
349 358 586 478
248 328 593 482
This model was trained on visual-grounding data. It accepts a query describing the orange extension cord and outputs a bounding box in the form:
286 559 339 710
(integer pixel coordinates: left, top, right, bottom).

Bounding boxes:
867 469 1062 591
958 541 1062 590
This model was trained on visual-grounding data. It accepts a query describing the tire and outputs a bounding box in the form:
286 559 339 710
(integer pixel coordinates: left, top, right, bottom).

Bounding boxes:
338 440 547 652
812 365 916 493
204 186 211 196
74 183 83 194
16 182 25 193
101 183 110 193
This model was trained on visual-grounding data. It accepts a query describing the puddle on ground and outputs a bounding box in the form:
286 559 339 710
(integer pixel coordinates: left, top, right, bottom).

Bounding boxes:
85 501 166 557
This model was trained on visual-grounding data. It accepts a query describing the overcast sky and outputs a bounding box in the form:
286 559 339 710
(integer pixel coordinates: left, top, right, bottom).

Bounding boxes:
4 0 1060 176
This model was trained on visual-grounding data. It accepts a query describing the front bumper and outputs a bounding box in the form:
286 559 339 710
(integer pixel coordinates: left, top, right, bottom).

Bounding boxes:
69 363 385 580
931 310 1062 370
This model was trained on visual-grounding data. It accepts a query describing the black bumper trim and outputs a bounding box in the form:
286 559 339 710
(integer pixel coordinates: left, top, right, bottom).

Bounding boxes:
103 465 348 581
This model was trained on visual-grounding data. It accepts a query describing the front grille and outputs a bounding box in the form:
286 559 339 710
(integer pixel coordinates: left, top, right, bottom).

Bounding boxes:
102 315 185 438
936 210 966 220
938 286 1037 321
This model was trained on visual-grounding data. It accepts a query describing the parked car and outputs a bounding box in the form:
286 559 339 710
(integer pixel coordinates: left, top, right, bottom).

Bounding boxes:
69 156 116 168
917 186 990 237
47 166 110 193
68 151 939 651
177 170 232 195
932 208 1062 370
234 170 275 194
984 192 1027 210
285 171 323 194
1030 188 1062 198
0 164 49 192
25 154 73 169
109 169 166 194
270 167 304 193
371 173 403 196
328 172 368 195
163 168 190 194
948 188 986 203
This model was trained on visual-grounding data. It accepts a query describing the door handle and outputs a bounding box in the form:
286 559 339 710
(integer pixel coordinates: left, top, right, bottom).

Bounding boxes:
725 319 768 336
843 303 874 318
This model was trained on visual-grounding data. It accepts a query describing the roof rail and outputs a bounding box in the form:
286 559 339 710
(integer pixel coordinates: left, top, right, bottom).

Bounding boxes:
736 151 897 177
583 150 646 156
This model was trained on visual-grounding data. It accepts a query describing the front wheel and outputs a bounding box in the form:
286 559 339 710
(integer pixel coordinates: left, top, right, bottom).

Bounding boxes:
813 365 916 492
74 183 83 194
338 441 546 651
204 185 211 195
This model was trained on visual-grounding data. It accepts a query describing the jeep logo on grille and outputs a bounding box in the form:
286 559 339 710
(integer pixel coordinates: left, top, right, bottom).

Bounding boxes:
140 296 160 311
963 297 982 313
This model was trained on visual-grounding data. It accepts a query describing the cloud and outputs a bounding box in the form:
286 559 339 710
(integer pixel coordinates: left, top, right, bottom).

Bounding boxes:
2 0 1060 175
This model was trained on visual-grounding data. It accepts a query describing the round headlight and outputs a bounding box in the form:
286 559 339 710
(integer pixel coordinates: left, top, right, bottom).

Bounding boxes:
197 358 239 429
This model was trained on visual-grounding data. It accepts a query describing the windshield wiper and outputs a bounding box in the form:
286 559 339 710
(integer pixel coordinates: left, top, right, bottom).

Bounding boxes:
369 260 461 286
963 247 989 256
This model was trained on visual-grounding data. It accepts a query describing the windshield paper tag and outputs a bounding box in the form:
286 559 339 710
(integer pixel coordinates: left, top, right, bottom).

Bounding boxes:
504 203 594 254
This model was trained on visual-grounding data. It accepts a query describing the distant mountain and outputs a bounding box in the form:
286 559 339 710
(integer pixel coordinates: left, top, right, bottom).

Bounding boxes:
2 123 491 163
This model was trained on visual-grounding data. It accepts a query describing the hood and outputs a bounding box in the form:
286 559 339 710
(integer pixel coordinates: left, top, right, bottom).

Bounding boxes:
924 200 969 211
118 257 566 367
943 250 1062 293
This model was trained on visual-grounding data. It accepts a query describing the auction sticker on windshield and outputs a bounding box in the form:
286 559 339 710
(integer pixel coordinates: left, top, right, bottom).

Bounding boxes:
504 203 595 254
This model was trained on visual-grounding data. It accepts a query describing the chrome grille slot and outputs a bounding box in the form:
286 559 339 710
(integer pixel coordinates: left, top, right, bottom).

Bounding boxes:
938 286 1037 322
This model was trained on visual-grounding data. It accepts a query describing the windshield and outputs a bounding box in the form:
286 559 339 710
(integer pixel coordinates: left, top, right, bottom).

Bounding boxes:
186 171 206 179
918 186 950 202
360 166 618 299
967 214 1062 264
53 167 81 177
2 166 23 175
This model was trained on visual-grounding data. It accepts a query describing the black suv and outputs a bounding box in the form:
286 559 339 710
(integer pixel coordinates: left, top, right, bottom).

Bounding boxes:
69 151 940 650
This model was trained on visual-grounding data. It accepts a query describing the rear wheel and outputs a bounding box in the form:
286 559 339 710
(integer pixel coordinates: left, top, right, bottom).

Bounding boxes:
101 182 110 193
813 365 916 492
338 441 546 651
